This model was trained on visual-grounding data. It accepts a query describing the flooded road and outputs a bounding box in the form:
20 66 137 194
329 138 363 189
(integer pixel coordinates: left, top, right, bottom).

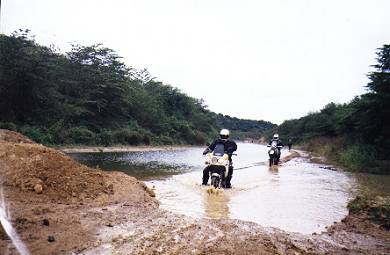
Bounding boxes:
69 143 368 234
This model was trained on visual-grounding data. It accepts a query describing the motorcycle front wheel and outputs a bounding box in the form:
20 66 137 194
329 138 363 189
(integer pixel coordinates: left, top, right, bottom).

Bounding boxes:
211 176 219 188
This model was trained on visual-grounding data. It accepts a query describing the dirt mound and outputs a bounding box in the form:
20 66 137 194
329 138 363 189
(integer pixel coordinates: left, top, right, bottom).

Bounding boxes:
0 131 156 205
0 130 158 254
0 129 34 144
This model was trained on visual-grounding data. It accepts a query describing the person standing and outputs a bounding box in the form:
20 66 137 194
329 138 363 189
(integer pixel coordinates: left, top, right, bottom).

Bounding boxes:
287 138 292 151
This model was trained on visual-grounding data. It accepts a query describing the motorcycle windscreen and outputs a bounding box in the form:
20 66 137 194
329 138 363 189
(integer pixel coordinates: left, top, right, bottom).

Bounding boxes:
213 143 225 156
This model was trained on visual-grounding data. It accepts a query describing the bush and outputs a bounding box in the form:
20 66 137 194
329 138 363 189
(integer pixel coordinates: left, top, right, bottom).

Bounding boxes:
339 145 376 171
20 125 46 143
98 130 114 146
67 126 96 144
348 196 369 214
142 134 151 145
154 135 175 145
193 131 207 145
112 129 144 145
0 122 17 131
348 196 390 230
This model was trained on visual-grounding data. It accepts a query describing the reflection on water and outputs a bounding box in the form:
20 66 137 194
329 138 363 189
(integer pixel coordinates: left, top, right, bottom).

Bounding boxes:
68 143 389 234
68 147 205 180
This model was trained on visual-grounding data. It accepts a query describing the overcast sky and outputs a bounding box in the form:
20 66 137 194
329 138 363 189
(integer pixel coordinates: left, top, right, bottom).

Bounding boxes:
2 0 390 124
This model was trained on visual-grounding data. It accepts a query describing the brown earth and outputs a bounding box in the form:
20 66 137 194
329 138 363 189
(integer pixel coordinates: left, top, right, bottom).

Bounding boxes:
0 130 389 254
0 130 157 254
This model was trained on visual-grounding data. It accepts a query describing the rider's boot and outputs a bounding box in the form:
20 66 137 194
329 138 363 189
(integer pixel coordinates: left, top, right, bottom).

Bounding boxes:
202 167 209 185
225 165 233 188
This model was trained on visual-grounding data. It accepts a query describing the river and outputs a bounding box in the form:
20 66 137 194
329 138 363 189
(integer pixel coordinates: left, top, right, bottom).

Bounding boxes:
68 143 389 234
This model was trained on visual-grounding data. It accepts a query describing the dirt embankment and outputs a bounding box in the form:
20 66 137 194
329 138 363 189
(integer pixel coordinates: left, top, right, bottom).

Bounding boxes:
0 130 389 255
0 129 157 254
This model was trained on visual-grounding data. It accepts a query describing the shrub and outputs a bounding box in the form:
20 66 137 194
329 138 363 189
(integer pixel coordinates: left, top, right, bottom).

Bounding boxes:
142 134 151 145
98 130 114 146
112 129 143 145
155 135 175 145
20 125 45 143
67 126 96 144
347 196 369 214
193 131 207 145
0 122 17 131
348 196 390 230
338 145 376 171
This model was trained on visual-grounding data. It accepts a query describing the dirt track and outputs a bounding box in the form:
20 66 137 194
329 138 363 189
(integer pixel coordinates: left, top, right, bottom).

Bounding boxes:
0 130 389 254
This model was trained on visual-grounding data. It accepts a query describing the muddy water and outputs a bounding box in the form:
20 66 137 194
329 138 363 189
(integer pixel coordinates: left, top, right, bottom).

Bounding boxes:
68 143 385 234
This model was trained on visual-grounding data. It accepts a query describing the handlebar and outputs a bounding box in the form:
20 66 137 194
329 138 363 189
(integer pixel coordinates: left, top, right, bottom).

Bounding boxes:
268 145 283 148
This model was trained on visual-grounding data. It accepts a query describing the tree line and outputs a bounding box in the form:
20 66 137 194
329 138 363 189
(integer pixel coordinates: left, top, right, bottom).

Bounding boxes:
0 30 275 146
266 44 389 173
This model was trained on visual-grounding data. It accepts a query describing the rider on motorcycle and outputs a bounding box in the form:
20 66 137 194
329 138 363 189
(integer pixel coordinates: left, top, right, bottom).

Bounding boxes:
268 133 284 158
202 129 237 188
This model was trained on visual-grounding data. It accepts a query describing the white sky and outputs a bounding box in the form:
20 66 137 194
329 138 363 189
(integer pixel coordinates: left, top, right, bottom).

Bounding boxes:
2 0 390 124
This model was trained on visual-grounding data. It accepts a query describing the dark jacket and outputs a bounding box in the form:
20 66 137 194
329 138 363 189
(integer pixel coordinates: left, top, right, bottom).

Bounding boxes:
203 138 237 159
268 139 284 147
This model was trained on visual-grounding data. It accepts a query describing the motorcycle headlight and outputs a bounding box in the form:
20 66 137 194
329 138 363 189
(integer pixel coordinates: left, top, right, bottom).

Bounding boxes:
218 158 225 164
211 157 218 164
269 150 274 155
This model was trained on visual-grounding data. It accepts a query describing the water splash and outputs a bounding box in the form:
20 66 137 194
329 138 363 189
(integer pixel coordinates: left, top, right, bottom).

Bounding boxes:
0 187 30 255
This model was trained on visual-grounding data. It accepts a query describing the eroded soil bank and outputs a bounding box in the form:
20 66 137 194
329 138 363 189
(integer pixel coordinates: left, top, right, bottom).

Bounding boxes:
0 130 389 254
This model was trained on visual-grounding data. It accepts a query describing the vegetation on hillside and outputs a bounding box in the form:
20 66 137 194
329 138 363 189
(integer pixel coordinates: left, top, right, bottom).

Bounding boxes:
266 44 390 174
0 30 274 146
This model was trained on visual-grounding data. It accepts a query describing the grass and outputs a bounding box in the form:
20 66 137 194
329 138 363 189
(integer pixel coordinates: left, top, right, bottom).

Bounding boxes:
348 196 390 230
300 137 389 174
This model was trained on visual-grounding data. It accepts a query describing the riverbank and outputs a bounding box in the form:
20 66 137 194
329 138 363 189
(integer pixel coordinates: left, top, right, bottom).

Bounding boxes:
296 137 389 174
0 130 389 254
58 145 193 154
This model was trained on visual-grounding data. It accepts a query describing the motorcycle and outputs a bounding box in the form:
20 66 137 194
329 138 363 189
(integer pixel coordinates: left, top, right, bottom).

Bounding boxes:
203 144 233 189
267 141 282 166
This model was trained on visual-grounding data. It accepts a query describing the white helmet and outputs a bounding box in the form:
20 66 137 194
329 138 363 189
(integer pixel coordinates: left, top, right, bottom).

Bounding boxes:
273 134 279 140
220 129 230 139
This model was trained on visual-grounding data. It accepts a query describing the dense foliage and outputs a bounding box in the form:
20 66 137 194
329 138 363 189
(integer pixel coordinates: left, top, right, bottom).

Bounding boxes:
216 114 275 140
267 45 390 173
0 30 273 146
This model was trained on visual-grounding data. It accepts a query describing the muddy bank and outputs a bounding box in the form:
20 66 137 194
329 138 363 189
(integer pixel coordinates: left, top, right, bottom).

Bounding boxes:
0 130 389 254
0 130 157 254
